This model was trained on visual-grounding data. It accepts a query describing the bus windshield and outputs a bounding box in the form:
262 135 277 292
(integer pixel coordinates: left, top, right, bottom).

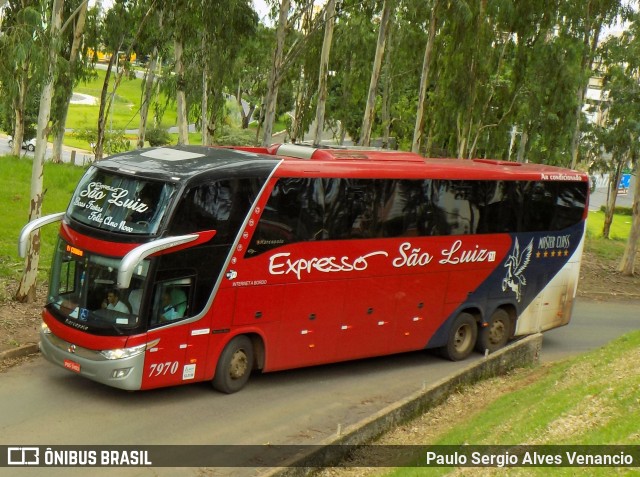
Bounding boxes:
67 166 175 235
47 239 149 335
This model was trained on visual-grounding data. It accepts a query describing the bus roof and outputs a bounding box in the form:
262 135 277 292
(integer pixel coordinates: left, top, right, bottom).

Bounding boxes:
262 144 588 182
95 146 279 181
97 145 588 183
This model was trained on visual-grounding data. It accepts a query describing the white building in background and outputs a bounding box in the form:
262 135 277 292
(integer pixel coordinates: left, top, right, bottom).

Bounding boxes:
583 76 608 126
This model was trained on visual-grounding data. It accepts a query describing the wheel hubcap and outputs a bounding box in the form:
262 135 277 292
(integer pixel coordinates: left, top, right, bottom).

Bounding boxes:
229 349 248 380
454 324 472 351
489 321 506 344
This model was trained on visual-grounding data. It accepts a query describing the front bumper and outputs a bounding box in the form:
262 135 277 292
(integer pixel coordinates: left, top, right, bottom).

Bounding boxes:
39 328 144 391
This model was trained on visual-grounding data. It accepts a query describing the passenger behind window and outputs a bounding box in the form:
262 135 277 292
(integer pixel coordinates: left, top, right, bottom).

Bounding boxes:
159 288 187 322
128 289 142 315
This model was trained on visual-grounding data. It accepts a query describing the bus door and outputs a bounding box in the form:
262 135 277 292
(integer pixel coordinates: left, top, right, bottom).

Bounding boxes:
336 277 396 361
391 273 447 352
142 278 193 388
274 280 345 368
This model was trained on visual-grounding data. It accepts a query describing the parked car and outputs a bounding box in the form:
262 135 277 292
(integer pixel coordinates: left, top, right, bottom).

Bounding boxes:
8 136 36 152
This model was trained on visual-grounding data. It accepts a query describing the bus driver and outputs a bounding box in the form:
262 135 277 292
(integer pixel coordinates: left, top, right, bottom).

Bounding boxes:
160 288 186 322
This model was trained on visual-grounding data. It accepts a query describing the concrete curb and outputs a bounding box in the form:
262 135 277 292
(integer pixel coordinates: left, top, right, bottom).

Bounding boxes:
0 343 39 361
262 333 543 476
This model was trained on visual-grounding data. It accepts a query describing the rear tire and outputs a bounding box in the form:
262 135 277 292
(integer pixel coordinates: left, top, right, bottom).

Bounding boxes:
439 312 477 361
27 144 35 152
476 308 511 354
212 335 254 394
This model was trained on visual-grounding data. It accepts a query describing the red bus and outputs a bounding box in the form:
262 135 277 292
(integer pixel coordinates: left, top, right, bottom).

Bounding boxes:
20 144 589 393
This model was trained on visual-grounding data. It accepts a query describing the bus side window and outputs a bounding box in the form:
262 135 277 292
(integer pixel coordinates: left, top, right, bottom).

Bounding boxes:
521 181 555 232
152 279 192 325
248 178 323 255
550 182 588 231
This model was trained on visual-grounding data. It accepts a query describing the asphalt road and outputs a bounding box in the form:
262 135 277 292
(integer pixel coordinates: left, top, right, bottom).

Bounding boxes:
0 298 638 476
0 135 93 165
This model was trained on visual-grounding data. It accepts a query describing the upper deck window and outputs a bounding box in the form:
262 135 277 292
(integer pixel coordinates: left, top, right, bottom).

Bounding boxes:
68 166 175 235
246 177 587 256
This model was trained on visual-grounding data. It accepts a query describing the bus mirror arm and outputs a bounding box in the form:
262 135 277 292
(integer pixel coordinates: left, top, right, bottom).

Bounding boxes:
18 212 66 258
117 233 208 289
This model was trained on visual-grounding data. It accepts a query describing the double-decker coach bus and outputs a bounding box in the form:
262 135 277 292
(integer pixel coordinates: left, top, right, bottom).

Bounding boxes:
20 144 589 393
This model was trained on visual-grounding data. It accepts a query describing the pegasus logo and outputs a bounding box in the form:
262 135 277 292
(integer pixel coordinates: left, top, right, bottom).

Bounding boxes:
502 238 533 302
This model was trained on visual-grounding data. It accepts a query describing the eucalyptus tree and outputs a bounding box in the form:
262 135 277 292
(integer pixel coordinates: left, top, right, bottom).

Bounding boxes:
0 0 46 156
588 18 640 274
232 23 273 130
163 0 196 145
95 0 154 159
325 1 379 144
261 0 290 146
134 1 166 148
411 0 438 154
289 0 322 144
50 0 93 163
198 0 257 144
312 0 336 146
260 0 330 146
565 0 631 169
359 0 394 147
16 0 64 303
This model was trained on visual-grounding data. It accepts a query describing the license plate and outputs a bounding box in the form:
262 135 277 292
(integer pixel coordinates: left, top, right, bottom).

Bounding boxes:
63 359 81 373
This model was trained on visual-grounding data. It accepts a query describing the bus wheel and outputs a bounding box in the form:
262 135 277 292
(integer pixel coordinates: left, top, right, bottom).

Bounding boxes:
212 336 254 394
476 308 511 354
440 312 477 361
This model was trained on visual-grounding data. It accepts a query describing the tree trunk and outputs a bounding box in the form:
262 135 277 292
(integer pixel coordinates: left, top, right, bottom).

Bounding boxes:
312 0 336 146
603 160 624 239
619 161 640 275
380 20 394 149
201 55 210 145
174 38 189 145
411 0 438 154
12 69 28 156
95 52 117 161
16 0 64 303
516 123 529 163
291 68 307 143
570 18 602 169
137 47 158 148
261 0 290 146
359 0 393 147
52 0 87 162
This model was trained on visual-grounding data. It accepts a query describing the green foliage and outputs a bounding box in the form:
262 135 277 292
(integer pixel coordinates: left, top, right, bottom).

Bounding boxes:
213 128 257 146
145 127 171 147
72 127 130 154
599 205 633 216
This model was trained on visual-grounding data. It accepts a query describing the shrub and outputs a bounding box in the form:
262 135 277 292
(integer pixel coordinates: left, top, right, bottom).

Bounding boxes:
146 127 171 147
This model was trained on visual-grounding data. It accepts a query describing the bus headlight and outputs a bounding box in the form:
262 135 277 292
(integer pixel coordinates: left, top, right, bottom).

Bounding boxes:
100 343 147 360
99 339 160 360
41 322 51 334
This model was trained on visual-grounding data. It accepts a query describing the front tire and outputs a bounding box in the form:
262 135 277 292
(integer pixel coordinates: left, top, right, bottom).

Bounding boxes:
439 312 477 361
212 335 254 394
27 144 35 152
476 308 511 354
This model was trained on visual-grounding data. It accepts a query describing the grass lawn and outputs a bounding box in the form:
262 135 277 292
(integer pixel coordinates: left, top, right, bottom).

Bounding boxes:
585 210 633 261
68 68 177 133
0 157 85 282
